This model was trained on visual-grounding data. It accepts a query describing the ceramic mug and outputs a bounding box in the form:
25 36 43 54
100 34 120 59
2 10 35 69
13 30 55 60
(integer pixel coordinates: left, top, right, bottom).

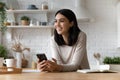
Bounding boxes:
0 57 4 67
4 59 16 67
4 59 16 71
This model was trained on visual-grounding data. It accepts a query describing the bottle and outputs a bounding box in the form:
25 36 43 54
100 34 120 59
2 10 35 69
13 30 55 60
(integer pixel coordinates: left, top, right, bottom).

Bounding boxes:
31 61 37 69
36 21 40 26
29 20 34 26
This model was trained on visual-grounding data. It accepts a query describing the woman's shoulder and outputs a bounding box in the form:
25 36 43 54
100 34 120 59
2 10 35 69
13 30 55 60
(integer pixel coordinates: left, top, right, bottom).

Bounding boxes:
50 35 56 44
76 31 87 43
78 31 87 38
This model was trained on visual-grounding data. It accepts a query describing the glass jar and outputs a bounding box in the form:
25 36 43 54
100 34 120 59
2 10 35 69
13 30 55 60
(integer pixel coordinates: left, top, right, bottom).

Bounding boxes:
41 1 48 10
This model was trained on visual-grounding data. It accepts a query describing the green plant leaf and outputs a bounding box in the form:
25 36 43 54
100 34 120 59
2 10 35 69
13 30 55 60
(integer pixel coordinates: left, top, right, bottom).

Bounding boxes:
0 2 7 34
103 56 120 64
0 44 8 58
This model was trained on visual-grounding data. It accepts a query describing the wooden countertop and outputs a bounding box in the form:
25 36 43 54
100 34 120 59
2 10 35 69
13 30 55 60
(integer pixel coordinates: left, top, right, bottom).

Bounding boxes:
0 69 120 80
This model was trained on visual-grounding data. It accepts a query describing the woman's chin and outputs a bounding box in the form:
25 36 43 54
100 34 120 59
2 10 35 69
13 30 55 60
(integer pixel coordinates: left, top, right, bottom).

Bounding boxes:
57 32 62 35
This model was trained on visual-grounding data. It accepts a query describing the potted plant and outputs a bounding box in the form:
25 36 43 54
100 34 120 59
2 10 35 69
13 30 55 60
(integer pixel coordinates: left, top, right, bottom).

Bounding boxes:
103 56 120 71
0 2 7 34
0 44 8 59
20 16 30 25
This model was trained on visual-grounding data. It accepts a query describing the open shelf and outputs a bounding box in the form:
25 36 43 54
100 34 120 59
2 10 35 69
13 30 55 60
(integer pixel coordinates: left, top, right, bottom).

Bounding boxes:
6 10 49 14
7 25 54 29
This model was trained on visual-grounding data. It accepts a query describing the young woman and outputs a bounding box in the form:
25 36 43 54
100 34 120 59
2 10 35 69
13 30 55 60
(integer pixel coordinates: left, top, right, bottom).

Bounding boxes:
37 9 89 72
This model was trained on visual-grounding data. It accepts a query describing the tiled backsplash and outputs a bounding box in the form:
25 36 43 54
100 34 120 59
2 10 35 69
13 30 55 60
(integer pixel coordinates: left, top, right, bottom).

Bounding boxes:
4 28 53 67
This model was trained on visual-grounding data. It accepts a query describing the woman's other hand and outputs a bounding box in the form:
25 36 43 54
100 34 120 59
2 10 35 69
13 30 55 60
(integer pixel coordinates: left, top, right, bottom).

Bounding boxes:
37 60 48 71
37 58 62 72
45 58 62 72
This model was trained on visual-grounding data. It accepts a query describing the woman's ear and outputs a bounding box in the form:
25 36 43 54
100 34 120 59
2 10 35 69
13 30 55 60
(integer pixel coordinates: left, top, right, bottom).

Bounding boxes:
70 21 74 27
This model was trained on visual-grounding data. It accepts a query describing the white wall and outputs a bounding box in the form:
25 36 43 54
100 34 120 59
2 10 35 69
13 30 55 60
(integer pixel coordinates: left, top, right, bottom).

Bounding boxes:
84 0 120 65
1 0 120 67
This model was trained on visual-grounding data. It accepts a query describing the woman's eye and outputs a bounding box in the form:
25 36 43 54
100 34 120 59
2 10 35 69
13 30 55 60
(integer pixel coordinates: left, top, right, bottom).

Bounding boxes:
60 20 64 22
54 20 57 23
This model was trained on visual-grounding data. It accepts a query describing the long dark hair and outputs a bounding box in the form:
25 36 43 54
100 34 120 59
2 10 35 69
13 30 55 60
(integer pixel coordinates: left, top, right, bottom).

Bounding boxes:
54 9 81 46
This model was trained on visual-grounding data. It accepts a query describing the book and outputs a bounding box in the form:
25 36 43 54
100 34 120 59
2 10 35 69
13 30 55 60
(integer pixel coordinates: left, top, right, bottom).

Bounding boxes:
77 69 118 73
22 69 41 73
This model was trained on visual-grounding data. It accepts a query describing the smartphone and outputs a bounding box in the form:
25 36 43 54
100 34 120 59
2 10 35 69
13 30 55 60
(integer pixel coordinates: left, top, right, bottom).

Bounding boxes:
36 53 47 62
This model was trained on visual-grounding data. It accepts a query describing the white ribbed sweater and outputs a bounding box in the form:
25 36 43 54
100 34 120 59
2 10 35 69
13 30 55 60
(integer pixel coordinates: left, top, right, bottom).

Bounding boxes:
50 31 89 72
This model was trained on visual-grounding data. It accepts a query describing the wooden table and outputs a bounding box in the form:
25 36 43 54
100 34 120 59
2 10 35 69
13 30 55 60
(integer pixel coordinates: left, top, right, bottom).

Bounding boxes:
0 71 120 80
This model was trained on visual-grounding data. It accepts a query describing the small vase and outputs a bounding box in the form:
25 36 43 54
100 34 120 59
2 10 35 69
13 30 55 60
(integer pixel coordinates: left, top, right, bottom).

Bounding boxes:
15 52 22 68
96 59 100 65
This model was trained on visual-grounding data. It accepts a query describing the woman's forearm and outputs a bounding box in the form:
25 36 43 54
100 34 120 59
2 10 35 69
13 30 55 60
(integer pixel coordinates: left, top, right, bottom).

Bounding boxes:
55 64 63 72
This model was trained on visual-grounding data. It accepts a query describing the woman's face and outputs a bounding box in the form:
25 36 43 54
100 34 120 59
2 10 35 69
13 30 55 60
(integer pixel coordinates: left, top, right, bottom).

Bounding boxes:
54 13 73 35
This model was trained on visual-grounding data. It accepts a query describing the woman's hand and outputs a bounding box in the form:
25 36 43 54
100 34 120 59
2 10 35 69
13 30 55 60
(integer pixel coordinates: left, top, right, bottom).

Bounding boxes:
45 58 62 72
37 58 62 72
45 58 58 72
37 60 48 71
